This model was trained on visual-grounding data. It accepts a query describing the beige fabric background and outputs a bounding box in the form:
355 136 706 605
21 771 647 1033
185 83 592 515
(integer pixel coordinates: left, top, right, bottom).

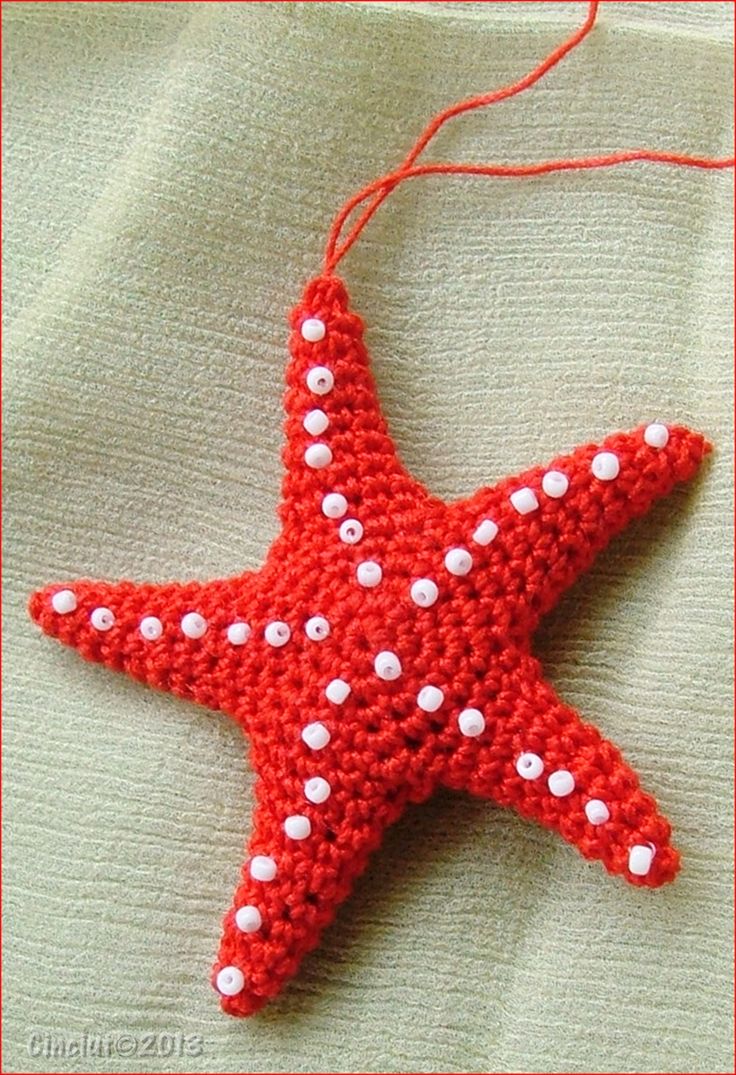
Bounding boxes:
3 2 733 1072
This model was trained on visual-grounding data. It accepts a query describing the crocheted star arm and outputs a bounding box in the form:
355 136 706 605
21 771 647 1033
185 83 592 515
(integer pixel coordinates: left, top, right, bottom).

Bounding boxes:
443 657 678 887
28 572 263 721
279 275 432 534
450 423 709 633
212 754 407 1016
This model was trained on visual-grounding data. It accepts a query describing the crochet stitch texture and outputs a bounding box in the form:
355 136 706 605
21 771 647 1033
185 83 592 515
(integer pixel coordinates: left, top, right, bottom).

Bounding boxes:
30 272 709 1016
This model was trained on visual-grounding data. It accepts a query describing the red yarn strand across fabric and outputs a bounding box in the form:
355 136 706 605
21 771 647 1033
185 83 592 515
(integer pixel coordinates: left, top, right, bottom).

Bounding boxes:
324 0 734 273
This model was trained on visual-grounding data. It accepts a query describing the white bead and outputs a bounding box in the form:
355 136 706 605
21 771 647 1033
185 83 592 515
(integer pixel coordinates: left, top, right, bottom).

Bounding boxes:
302 721 331 749
339 518 363 544
181 612 207 639
591 451 620 481
417 685 444 712
301 317 326 342
644 423 669 449
325 678 351 704
284 814 312 840
235 905 262 933
458 708 485 737
305 615 330 641
304 443 332 469
548 769 575 797
473 519 498 546
585 799 610 825
306 366 334 395
628 844 655 876
264 621 290 647
216 966 245 996
444 548 473 576
374 650 401 681
304 776 331 804
249 855 277 882
410 578 439 608
140 616 163 641
510 487 539 515
227 622 251 646
90 607 115 631
322 492 348 519
356 561 382 587
516 752 544 780
303 409 329 436
51 589 76 615
542 471 569 499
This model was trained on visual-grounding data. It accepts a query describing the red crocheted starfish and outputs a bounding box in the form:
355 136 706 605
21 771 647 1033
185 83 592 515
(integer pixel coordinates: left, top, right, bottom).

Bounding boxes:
30 273 709 1015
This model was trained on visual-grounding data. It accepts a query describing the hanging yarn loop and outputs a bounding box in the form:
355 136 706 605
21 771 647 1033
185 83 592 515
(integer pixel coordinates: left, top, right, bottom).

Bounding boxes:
323 0 734 274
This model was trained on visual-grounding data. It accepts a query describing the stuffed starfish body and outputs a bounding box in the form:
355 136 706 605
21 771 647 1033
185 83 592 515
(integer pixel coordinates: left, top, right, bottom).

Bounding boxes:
30 274 709 1015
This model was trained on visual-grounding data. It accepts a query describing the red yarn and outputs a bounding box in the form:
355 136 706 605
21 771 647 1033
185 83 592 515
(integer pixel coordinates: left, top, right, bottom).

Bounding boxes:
324 0 734 273
30 271 711 1014
27 0 731 1018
